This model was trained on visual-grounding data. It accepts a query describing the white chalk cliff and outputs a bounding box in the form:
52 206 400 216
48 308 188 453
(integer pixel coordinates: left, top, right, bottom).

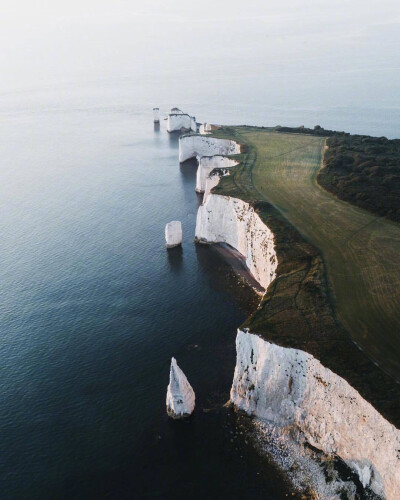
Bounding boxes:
199 123 212 135
231 329 400 498
194 169 400 497
195 194 277 290
167 108 196 133
195 155 238 193
165 220 182 248
199 123 220 134
179 134 240 163
185 123 400 496
166 357 195 419
203 171 226 201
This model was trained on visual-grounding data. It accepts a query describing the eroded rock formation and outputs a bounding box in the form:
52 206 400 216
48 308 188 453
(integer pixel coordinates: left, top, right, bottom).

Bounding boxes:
195 155 238 194
165 220 182 248
195 194 277 290
179 134 240 163
166 357 195 419
167 108 196 133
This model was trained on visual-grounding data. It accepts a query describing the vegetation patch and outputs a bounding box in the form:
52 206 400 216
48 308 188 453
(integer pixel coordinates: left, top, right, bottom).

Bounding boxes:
275 125 400 223
319 134 400 222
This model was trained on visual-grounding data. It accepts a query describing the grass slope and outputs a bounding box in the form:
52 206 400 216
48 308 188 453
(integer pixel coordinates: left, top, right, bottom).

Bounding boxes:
209 126 400 425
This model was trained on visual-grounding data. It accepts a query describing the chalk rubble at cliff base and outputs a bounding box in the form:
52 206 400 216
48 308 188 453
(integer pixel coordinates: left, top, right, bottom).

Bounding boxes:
230 329 400 498
165 220 182 248
166 357 195 419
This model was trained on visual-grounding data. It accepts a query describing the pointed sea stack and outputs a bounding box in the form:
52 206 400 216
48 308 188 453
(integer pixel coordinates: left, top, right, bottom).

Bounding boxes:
166 357 195 419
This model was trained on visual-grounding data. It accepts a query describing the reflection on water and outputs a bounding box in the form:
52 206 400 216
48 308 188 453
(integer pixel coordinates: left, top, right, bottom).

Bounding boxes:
179 159 198 182
168 130 180 146
195 244 259 314
167 245 183 273
154 121 160 132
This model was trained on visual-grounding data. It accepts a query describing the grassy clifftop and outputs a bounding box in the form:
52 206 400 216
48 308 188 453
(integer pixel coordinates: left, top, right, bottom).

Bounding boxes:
207 126 400 426
275 125 400 222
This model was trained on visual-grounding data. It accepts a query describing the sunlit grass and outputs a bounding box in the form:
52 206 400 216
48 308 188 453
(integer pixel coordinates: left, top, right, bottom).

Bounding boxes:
214 127 400 381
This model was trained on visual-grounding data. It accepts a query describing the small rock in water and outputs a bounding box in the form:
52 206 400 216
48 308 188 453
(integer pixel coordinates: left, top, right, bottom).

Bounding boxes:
153 107 160 123
166 357 195 419
165 221 182 248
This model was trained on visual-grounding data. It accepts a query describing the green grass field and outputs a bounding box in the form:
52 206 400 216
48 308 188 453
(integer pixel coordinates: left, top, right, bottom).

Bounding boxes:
214 127 400 382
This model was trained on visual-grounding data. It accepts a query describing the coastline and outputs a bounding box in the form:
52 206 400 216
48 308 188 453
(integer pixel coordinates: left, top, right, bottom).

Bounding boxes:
180 125 400 498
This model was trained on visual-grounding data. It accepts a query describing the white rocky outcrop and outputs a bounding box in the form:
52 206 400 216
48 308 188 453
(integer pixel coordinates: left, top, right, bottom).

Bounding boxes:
167 108 196 133
166 357 195 419
165 221 182 248
199 123 221 134
195 155 238 193
203 171 226 201
199 123 211 134
195 194 277 290
179 135 240 163
153 107 160 123
231 329 400 498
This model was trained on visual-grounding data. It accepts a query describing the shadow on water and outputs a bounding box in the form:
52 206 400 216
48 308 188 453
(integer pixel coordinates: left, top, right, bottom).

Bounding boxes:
195 244 259 315
179 158 198 183
168 131 180 147
167 246 183 273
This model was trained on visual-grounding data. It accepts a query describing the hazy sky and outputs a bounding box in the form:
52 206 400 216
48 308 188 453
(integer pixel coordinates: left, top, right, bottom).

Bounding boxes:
1 0 399 108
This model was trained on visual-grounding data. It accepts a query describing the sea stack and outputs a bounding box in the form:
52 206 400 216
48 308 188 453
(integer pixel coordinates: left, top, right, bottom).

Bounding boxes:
166 108 196 133
166 357 195 419
153 107 160 123
165 221 182 248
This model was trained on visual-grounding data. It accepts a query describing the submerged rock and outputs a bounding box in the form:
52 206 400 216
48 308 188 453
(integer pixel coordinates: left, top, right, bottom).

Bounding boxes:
166 357 195 419
165 221 182 248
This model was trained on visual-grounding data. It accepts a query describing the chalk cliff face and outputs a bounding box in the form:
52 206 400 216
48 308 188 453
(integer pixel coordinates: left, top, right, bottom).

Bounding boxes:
188 127 400 498
179 135 240 163
166 357 195 419
204 171 229 201
231 329 400 498
195 194 277 290
195 155 238 193
167 110 196 133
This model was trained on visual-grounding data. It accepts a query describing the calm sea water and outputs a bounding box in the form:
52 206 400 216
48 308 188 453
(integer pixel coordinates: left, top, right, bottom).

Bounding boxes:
0 87 290 499
1 83 398 499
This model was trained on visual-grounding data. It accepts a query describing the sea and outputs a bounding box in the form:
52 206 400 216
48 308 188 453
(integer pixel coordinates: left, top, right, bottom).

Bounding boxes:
1 81 398 499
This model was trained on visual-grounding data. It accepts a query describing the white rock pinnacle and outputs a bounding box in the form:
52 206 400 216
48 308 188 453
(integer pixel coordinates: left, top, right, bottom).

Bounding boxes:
166 357 195 419
153 107 160 123
165 221 182 248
